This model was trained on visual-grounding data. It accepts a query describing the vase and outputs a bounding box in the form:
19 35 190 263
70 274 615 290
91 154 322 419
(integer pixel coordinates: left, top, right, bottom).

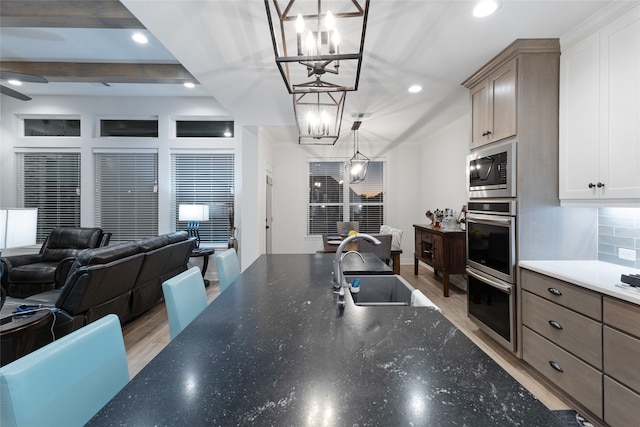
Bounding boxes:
227 227 238 251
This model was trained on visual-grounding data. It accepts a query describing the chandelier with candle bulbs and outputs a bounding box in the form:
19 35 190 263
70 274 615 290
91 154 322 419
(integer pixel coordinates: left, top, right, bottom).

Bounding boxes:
265 0 369 94
265 0 369 144
293 90 346 144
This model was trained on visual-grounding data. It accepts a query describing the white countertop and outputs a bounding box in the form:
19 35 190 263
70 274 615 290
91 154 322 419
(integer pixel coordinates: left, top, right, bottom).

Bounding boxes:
519 260 640 306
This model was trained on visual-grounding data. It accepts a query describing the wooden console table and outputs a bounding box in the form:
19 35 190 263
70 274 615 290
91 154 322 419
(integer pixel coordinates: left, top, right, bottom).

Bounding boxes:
413 224 466 297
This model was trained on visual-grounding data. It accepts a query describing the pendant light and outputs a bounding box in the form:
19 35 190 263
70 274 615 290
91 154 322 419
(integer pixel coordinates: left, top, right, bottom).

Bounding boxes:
346 121 369 183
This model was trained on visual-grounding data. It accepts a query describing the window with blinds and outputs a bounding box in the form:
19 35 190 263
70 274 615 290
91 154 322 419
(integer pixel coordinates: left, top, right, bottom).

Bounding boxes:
94 151 158 241
308 161 385 235
16 152 81 242
170 152 235 245
308 162 344 235
349 161 385 233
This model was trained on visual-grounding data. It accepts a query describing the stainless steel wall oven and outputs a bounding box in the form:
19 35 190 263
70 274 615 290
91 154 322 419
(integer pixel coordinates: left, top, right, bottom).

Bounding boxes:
466 200 517 352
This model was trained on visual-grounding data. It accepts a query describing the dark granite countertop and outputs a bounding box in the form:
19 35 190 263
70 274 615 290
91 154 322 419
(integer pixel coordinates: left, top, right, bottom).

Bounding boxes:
88 254 563 426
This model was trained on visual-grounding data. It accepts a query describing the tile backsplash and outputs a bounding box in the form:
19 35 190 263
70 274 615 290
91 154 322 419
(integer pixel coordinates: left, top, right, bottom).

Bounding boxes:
598 207 640 269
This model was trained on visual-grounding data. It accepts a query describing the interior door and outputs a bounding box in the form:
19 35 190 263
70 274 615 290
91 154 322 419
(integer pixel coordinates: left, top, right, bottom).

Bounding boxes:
265 174 273 254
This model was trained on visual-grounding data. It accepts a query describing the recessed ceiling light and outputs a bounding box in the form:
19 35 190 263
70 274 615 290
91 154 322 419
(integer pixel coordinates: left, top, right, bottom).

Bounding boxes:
473 1 501 18
132 33 148 44
8 79 22 86
408 85 422 93
183 82 195 88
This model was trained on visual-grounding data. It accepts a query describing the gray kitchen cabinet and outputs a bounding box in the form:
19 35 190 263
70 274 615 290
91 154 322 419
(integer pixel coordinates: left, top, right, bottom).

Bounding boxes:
559 3 640 203
522 291 602 368
467 58 517 148
463 39 560 151
521 268 603 418
603 296 640 427
522 328 603 417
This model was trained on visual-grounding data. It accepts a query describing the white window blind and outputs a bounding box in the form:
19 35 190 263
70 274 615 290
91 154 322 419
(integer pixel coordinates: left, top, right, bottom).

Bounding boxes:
16 152 81 242
308 162 344 235
170 152 235 245
308 160 385 235
349 161 385 233
94 151 158 241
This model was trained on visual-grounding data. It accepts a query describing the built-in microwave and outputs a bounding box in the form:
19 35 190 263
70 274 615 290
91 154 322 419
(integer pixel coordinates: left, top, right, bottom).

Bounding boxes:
467 140 516 199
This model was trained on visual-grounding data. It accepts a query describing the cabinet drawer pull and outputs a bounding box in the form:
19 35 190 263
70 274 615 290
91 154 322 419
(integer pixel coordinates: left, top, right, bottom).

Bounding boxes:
588 183 596 189
597 182 605 188
547 287 562 296
548 320 563 330
481 130 492 136
549 361 563 373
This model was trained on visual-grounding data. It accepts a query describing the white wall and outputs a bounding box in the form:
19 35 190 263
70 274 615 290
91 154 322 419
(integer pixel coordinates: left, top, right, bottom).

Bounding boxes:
419 114 470 222
265 114 470 266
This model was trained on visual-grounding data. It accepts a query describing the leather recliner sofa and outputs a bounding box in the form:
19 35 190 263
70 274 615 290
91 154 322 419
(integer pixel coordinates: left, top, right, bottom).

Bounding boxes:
0 227 110 298
10 231 196 336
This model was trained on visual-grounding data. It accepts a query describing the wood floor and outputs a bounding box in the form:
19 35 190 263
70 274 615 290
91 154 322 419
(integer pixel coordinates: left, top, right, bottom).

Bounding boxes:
122 262 572 411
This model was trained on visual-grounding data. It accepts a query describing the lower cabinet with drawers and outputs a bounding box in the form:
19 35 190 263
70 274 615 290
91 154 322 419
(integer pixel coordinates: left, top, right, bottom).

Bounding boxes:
602 296 640 427
521 268 640 426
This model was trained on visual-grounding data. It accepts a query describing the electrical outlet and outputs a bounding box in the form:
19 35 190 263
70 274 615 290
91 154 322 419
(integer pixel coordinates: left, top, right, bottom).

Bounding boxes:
618 248 637 261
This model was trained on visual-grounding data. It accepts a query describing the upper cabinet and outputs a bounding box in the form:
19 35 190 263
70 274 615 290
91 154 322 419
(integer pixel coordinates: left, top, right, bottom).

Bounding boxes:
559 3 640 204
463 39 560 152
469 58 517 148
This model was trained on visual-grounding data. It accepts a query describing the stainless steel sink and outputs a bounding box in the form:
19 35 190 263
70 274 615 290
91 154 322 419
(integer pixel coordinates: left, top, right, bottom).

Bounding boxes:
344 274 415 306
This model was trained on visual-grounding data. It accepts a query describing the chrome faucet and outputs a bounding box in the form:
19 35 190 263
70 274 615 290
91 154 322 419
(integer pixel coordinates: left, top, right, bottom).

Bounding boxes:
332 233 381 290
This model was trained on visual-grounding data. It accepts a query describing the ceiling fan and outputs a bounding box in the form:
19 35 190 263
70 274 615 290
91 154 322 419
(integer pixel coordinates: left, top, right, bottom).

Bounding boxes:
0 71 48 101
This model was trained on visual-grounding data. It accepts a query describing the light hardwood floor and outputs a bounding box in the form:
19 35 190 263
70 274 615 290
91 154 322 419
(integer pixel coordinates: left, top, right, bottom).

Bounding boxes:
122 262 572 411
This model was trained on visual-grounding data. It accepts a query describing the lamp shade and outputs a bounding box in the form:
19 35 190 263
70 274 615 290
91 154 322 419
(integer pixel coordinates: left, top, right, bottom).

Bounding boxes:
0 208 38 249
178 205 209 222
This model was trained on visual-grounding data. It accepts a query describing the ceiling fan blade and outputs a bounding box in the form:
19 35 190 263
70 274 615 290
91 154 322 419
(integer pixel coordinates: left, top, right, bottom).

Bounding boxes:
0 85 32 101
0 71 48 84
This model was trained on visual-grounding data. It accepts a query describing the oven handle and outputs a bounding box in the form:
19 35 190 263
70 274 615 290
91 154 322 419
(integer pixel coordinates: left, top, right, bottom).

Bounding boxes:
466 213 513 226
466 268 512 294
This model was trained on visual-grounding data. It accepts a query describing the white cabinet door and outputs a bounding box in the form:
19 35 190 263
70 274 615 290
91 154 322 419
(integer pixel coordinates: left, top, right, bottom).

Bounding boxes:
600 8 640 200
560 4 640 202
559 32 600 200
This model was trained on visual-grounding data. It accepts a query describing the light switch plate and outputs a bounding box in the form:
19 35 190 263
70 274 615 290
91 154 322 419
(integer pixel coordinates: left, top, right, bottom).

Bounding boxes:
618 248 637 261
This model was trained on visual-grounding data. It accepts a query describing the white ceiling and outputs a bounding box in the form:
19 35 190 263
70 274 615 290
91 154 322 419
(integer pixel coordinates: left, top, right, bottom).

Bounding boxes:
0 0 617 151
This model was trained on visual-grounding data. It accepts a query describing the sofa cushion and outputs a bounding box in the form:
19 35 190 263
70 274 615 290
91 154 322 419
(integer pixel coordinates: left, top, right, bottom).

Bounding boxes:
42 228 104 262
165 231 189 244
137 235 170 252
8 262 58 285
73 242 139 268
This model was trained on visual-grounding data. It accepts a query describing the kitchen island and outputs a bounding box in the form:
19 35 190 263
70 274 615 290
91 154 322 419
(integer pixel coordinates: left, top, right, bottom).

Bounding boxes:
88 254 564 426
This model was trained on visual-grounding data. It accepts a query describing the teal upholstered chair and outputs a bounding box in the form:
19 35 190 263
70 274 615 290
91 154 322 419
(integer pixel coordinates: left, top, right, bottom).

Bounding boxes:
162 266 208 340
215 248 240 293
0 314 129 427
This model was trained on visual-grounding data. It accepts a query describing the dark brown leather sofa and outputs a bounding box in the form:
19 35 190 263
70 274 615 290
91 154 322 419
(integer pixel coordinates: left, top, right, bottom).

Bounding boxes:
7 231 195 337
0 227 110 298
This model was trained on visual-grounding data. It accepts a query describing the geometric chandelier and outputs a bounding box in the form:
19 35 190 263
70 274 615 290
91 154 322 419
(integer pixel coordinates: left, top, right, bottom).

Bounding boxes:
293 91 346 145
264 0 370 94
345 120 369 183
